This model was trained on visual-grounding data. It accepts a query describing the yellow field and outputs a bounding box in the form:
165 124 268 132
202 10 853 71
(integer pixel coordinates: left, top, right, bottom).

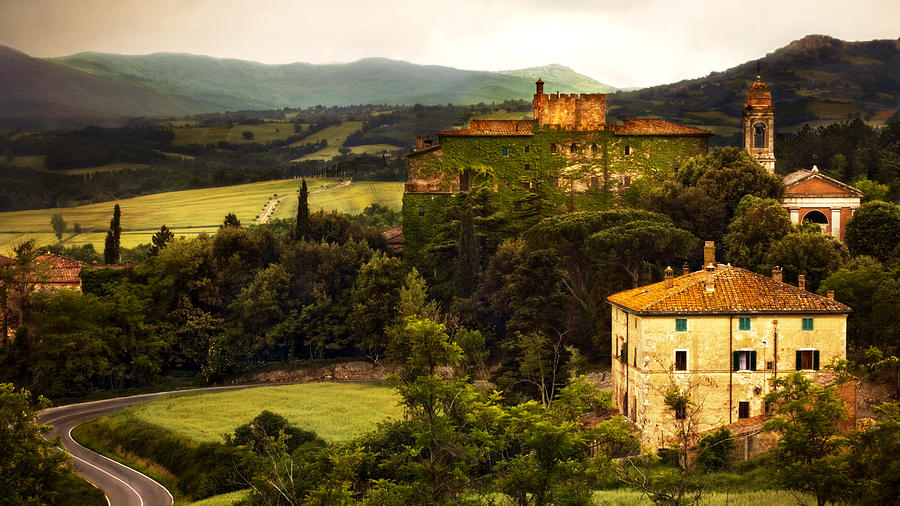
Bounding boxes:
172 122 298 145
0 179 404 253
8 155 47 169
295 143 402 161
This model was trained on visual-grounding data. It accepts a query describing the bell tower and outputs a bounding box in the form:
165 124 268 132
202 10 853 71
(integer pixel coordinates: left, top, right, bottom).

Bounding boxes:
743 74 775 173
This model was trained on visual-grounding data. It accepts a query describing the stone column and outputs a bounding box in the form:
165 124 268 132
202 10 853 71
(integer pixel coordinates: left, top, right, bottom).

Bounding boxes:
831 208 842 240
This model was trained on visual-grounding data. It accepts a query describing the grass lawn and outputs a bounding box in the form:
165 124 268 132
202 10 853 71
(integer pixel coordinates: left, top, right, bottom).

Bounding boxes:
289 121 362 148
123 383 401 443
172 122 298 145
184 489 250 506
0 179 403 253
591 489 815 505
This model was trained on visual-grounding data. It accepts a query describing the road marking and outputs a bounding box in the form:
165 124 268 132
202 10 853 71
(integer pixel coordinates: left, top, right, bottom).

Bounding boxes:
67 427 145 506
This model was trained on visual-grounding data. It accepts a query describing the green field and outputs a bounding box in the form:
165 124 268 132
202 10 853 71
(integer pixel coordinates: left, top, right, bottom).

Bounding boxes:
124 383 401 443
172 122 298 145
286 121 404 161
0 179 404 253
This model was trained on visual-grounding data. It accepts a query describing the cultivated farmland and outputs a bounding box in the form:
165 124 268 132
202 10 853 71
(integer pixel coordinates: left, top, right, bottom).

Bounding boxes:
0 179 404 253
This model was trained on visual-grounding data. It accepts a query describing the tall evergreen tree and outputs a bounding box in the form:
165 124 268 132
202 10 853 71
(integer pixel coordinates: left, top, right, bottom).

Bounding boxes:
149 225 175 256
295 178 310 240
103 204 121 265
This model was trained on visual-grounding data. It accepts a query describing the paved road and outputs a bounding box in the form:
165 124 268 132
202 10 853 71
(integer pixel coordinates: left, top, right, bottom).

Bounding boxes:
39 385 260 506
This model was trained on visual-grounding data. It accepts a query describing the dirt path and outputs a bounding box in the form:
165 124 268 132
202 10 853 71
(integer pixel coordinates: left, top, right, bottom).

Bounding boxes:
255 179 352 224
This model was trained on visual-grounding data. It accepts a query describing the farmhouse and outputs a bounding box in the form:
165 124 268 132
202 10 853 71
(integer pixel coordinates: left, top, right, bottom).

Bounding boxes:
402 80 712 263
607 242 850 447
1 252 83 339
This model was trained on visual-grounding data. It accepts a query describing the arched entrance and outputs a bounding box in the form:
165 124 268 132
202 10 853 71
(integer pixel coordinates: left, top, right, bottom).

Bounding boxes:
802 210 829 233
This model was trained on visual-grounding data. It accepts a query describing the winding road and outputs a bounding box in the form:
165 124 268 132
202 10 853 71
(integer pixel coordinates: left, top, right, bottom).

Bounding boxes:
38 385 260 506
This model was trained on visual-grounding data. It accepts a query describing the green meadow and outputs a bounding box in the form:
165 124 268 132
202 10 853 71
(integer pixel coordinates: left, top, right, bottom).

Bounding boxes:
0 179 404 253
113 383 401 444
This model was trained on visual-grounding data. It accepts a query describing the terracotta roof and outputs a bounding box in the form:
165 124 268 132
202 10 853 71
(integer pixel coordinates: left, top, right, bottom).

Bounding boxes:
439 119 534 137
746 77 772 106
382 226 404 254
607 265 850 315
0 255 13 268
613 119 711 136
35 254 83 284
782 169 863 197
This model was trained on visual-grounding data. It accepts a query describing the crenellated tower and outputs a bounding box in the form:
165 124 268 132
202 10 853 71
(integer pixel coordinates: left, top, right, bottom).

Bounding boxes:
532 78 607 130
743 75 775 173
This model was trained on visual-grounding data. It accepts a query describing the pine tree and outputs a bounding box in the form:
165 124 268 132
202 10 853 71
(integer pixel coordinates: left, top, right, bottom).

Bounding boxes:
103 204 121 264
295 178 310 240
149 225 175 256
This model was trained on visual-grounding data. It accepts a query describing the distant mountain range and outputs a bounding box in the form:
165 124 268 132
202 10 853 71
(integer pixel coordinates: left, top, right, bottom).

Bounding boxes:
0 47 614 120
1 35 899 134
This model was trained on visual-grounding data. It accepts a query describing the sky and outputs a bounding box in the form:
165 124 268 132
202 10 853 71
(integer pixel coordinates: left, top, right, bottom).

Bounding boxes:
1 0 898 88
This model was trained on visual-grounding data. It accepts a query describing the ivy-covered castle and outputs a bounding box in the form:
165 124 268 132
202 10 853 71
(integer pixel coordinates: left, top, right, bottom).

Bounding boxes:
402 80 711 260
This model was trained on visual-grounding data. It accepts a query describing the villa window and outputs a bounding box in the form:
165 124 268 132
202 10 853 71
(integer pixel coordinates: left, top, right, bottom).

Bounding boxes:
802 317 814 331
570 143 577 153
550 143 558 154
675 318 687 332
502 146 509 156
524 145 530 153
674 350 687 371
591 143 598 155
733 350 757 371
739 317 751 331
739 401 750 419
796 349 820 371
417 206 424 217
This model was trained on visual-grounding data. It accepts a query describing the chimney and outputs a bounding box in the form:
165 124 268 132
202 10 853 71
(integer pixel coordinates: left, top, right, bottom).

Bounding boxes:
682 262 690 277
703 241 716 267
772 266 783 283
705 265 716 292
827 290 835 300
665 266 674 288
423 134 433 148
798 274 806 291
416 134 423 150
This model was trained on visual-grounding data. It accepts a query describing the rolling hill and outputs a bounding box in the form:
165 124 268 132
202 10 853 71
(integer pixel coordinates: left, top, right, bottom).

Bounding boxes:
0 48 615 120
608 35 900 144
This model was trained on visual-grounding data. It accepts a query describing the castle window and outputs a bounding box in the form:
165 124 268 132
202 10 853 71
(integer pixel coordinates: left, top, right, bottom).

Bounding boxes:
625 145 633 156
733 350 757 371
738 401 750 419
501 146 509 156
591 143 598 155
459 170 469 192
796 349 820 370
802 317 814 331
674 350 687 371
417 206 424 217
550 143 558 154
590 176 599 188
524 164 530 170
753 122 766 149
524 146 530 153
523 180 532 189
570 143 577 153
623 176 632 188
675 318 687 332
739 317 751 331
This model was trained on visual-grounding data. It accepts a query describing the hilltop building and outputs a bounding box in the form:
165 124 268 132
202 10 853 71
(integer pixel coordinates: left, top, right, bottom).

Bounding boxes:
607 242 850 447
402 80 712 263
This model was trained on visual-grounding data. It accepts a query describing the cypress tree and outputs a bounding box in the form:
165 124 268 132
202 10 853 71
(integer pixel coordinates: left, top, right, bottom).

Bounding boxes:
103 204 121 264
295 178 310 240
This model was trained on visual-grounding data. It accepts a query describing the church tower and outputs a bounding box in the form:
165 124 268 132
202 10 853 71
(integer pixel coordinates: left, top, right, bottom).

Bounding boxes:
743 75 775 173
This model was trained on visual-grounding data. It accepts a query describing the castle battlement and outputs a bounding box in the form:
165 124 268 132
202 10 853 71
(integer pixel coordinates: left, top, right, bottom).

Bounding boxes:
532 79 607 131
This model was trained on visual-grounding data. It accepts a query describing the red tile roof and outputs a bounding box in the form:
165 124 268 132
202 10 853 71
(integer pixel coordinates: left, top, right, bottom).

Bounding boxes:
608 265 850 315
35 254 83 284
613 119 712 136
782 169 863 197
439 119 535 137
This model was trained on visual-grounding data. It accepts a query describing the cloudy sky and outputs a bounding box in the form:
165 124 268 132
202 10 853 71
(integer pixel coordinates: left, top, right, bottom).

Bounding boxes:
1 0 898 88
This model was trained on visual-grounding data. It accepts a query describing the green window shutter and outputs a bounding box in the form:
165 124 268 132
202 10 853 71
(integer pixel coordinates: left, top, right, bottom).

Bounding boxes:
802 318 814 331
733 351 740 371
814 350 820 370
739 317 750 331
796 350 803 370
675 318 687 332
750 350 757 371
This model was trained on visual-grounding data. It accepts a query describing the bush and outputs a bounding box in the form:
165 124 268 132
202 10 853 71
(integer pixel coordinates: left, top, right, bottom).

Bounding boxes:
697 427 735 472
